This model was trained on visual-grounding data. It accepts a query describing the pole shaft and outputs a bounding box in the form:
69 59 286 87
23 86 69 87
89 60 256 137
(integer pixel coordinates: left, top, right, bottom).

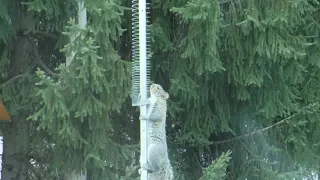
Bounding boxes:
139 0 148 179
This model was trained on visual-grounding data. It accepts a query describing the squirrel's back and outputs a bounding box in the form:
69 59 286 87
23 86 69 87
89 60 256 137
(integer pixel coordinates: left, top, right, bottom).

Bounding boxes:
147 83 169 143
145 83 173 180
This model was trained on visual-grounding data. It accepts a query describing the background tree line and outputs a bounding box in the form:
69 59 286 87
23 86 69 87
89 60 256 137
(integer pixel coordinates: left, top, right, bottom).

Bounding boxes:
0 0 320 179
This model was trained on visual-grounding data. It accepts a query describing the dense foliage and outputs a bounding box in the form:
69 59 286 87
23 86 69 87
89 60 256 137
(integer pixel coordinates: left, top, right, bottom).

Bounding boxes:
1 0 320 179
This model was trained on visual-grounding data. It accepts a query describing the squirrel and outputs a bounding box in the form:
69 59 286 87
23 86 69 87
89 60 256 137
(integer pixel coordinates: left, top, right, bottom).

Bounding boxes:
140 83 174 180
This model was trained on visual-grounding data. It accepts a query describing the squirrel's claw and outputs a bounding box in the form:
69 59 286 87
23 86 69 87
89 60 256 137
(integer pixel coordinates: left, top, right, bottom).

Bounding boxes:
138 97 150 107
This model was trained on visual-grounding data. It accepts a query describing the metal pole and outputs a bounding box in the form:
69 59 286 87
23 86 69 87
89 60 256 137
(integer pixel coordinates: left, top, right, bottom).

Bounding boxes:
139 0 148 178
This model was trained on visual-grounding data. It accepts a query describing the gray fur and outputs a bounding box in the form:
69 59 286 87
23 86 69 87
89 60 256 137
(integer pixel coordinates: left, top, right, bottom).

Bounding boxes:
140 83 173 180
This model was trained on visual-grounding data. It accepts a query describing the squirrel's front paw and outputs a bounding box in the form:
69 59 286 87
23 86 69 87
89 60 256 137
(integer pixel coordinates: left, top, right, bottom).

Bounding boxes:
138 98 149 106
139 163 153 174
142 163 153 171
139 115 148 120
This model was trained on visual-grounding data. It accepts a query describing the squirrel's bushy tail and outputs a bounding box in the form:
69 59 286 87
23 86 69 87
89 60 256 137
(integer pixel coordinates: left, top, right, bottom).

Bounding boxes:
148 161 173 180
167 163 174 180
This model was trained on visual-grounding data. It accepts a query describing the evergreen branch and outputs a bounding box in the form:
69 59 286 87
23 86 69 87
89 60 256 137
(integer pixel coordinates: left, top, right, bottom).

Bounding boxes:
213 103 319 145
56 168 61 180
218 0 239 4
219 0 231 4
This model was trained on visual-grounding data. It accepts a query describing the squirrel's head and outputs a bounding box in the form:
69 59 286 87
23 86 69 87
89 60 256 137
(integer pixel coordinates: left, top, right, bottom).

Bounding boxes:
150 83 169 100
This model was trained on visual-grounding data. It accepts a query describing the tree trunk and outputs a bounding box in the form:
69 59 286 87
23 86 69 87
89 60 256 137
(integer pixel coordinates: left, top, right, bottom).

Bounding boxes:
2 116 29 180
2 35 32 179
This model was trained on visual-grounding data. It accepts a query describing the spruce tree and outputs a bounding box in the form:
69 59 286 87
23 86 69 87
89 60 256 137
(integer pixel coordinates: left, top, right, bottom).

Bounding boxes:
165 0 320 179
2 0 320 179
0 0 138 179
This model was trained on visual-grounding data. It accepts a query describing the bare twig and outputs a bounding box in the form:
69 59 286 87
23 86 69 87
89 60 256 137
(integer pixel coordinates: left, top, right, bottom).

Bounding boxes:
213 103 319 145
34 31 58 39
27 38 57 76
0 74 28 88
0 60 37 89
23 30 59 39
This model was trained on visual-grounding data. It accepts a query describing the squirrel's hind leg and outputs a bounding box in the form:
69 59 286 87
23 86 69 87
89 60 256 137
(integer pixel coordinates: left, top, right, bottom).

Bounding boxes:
147 143 167 171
